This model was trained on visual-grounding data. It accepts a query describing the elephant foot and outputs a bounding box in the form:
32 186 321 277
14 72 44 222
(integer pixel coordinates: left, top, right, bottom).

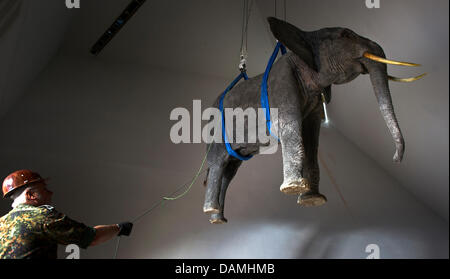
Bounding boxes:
297 192 327 207
203 204 220 214
280 178 310 195
209 215 228 224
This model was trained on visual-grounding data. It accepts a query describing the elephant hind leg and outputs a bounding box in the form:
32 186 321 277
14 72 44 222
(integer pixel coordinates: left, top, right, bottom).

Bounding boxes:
203 144 228 214
298 110 327 206
203 164 223 214
209 159 242 224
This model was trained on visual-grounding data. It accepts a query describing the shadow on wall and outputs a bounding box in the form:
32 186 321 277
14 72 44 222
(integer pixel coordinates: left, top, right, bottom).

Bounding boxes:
108 131 448 259
0 0 22 39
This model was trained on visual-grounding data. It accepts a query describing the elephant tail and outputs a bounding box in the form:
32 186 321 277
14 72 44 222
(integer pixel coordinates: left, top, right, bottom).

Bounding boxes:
203 167 209 187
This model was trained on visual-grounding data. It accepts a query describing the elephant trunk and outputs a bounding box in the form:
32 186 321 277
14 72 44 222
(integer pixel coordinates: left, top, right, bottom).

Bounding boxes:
367 63 405 163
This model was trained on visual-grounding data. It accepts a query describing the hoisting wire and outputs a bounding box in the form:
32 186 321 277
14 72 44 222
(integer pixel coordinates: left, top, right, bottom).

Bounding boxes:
114 235 122 259
240 0 247 56
274 0 277 18
239 0 253 72
274 0 286 21
244 0 253 54
113 143 214 258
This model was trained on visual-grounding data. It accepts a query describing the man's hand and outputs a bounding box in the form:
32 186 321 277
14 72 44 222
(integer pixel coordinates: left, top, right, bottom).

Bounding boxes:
117 222 133 236
90 222 133 246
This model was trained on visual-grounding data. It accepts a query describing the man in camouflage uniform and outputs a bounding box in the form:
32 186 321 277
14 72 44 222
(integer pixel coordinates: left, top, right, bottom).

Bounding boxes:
0 170 133 259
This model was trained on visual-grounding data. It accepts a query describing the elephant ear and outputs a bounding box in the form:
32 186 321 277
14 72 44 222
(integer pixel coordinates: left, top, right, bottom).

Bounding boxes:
268 17 317 71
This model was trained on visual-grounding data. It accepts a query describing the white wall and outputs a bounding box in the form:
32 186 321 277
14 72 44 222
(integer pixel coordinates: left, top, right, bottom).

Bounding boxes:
0 0 71 118
0 54 447 258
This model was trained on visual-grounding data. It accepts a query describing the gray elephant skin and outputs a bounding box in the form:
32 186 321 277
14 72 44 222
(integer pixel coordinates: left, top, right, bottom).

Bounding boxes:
203 17 425 224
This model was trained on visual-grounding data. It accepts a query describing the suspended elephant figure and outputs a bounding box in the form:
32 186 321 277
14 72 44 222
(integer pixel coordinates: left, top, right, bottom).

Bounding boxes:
203 17 425 224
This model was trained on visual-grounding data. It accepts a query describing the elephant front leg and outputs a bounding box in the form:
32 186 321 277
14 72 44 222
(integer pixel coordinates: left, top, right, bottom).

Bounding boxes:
279 116 311 195
298 111 327 206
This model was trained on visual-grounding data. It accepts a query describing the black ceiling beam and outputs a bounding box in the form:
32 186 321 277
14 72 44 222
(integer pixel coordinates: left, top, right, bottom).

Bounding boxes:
90 0 147 56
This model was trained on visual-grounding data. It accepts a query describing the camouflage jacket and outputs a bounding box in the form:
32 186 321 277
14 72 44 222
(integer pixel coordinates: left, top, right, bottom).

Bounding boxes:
0 204 96 259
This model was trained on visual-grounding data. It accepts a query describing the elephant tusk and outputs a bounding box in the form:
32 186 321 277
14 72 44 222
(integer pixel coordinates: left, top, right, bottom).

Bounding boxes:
388 73 427 82
363 52 421 67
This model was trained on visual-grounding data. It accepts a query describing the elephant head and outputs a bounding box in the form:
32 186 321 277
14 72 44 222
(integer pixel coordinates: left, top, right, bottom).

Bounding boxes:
268 17 426 163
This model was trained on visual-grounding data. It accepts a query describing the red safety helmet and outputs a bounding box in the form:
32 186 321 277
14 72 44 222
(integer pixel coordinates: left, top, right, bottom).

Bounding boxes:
2 170 49 198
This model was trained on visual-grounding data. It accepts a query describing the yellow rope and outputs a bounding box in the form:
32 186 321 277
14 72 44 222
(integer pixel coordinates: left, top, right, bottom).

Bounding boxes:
114 144 213 258
163 144 212 201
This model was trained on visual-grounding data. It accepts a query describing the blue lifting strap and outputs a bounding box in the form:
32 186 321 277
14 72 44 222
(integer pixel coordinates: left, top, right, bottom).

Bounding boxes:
219 71 253 161
261 41 286 141
220 42 286 161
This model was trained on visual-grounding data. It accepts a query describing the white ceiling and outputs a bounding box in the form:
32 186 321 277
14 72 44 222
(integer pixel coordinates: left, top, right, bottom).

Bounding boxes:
60 0 277 78
1 0 448 220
